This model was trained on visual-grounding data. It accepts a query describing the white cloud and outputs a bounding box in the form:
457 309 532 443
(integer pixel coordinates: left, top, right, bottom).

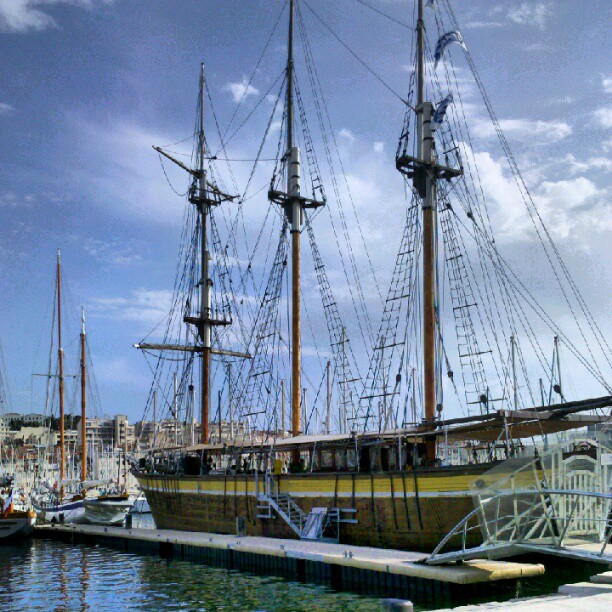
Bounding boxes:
472 117 571 143
0 102 14 114
464 21 504 29
90 288 173 325
602 75 612 94
507 2 552 29
562 154 612 175
594 107 612 129
225 77 259 104
373 141 384 154
0 191 35 207
549 96 575 105
473 149 608 243
465 2 553 31
82 238 142 266
339 128 355 143
0 0 112 33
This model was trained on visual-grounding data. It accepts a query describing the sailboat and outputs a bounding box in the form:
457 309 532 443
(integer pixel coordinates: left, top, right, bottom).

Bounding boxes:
77 309 134 526
0 476 36 540
33 251 86 524
132 0 611 550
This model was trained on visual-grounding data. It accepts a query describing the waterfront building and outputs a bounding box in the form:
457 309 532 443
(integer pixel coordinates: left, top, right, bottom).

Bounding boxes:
78 415 135 450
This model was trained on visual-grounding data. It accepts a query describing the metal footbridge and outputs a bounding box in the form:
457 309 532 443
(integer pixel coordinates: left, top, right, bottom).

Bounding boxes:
426 437 612 565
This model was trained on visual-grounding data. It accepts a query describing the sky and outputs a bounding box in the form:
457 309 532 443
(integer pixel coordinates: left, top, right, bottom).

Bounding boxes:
0 0 610 426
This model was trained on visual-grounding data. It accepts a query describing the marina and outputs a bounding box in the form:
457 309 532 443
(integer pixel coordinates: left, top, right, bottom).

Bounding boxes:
33 523 545 592
1 0 611 609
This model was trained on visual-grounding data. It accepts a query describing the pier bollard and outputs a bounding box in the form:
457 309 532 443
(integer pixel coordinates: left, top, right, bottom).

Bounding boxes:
382 599 413 611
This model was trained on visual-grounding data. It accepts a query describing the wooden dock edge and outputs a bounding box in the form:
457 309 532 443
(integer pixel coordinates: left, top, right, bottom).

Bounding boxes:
33 524 544 603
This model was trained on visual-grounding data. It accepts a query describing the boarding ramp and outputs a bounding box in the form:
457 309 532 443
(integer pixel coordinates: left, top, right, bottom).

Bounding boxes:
255 472 356 542
426 438 612 565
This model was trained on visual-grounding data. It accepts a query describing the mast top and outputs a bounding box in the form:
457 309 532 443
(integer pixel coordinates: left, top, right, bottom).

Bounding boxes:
81 306 86 334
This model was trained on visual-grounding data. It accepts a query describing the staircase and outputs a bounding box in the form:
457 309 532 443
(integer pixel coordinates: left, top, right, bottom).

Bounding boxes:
257 490 308 537
256 473 357 541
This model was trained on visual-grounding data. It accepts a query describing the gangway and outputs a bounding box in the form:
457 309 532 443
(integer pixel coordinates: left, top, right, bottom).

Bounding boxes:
425 438 612 565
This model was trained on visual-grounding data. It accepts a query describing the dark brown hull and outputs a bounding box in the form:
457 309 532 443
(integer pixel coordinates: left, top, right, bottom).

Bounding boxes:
136 464 490 551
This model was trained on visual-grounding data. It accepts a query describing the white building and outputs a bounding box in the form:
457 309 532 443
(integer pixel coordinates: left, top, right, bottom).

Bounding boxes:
78 415 135 450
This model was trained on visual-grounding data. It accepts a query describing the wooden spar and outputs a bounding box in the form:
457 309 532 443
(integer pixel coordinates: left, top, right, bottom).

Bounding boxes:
396 1 462 460
134 343 251 359
287 0 301 447
291 231 301 439
146 67 236 449
57 249 66 491
417 0 436 462
80 307 87 482
267 0 323 456
197 63 209 446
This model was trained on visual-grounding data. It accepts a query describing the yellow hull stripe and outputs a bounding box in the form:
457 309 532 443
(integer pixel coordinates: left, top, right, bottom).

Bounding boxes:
136 473 481 499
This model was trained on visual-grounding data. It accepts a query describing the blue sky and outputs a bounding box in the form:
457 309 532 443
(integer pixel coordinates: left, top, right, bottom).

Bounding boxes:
0 1 610 426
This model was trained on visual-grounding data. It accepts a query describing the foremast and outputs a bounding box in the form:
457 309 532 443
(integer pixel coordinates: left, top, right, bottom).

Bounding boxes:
268 0 324 453
142 65 238 445
396 0 462 462
182 64 233 445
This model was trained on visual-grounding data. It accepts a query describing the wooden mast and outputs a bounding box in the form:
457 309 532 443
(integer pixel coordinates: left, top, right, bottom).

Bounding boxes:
417 0 437 462
80 307 87 483
396 1 462 460
138 68 238 447
197 63 212 446
287 0 302 443
266 0 324 457
56 248 66 490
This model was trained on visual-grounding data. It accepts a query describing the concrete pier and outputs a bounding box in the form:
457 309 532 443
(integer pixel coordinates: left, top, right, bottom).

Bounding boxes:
34 524 544 604
438 571 612 610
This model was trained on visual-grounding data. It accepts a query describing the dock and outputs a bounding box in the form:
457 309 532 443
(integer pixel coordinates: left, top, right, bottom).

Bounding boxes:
34 524 544 605
439 571 612 610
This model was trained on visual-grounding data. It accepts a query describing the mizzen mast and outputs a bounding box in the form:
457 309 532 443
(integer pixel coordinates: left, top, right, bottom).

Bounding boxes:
396 0 462 462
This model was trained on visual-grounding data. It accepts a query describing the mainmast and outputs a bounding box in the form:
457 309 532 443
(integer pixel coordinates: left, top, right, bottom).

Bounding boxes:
56 249 66 489
80 307 87 483
396 0 462 462
269 0 324 452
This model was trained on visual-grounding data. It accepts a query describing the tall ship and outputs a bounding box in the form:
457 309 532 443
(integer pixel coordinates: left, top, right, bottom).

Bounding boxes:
133 0 611 550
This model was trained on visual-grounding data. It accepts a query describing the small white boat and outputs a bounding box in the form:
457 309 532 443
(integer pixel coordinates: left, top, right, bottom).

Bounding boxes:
1 480 36 540
33 497 86 524
83 495 133 525
0 512 36 540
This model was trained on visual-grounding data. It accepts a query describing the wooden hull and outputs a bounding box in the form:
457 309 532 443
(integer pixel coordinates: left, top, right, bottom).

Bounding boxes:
135 465 490 551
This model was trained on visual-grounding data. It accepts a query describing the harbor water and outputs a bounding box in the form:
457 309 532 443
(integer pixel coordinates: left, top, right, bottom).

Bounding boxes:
1 538 386 611
1 519 607 611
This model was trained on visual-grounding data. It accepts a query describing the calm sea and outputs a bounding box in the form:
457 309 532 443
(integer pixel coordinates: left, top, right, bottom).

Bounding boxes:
0 537 386 611
0 515 604 611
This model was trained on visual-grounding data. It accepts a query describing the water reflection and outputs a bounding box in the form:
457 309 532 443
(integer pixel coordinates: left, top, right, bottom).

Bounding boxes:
0 540 383 611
